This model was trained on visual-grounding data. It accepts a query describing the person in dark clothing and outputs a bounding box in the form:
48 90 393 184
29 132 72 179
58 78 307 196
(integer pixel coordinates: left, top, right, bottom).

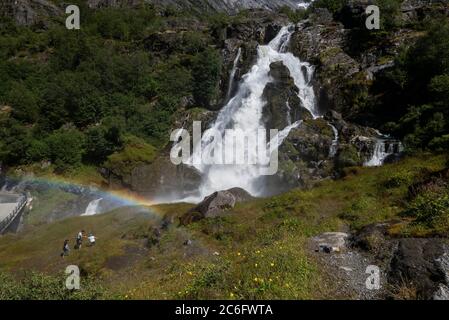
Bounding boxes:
61 239 70 258
75 230 85 249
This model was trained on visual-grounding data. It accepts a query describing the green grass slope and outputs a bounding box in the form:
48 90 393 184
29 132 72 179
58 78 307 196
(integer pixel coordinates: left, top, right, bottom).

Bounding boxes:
0 154 448 299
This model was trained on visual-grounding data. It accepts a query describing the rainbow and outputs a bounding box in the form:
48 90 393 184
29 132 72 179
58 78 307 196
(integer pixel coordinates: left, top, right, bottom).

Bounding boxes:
1 174 167 217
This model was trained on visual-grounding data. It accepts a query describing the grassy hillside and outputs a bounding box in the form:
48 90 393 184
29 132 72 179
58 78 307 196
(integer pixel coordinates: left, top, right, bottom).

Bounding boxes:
1 153 447 299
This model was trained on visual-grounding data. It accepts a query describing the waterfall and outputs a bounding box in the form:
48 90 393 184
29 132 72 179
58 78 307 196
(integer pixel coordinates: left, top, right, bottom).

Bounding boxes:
226 47 241 101
328 123 339 157
297 0 315 9
273 120 303 148
183 26 318 201
286 101 292 125
82 198 102 216
364 138 403 167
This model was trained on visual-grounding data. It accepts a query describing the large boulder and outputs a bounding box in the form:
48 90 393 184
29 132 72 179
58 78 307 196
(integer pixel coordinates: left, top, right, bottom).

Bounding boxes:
388 238 449 299
180 188 252 225
130 160 202 200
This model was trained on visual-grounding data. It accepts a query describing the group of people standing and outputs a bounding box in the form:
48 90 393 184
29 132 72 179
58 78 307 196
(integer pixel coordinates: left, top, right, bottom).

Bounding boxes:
61 230 97 258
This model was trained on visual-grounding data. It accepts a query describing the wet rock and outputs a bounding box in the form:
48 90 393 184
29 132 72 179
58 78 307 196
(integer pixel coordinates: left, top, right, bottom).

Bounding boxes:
180 188 251 225
130 160 202 200
263 61 313 130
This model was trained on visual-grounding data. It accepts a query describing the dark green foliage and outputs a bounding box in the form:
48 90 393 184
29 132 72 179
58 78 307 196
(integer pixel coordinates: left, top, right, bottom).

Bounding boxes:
45 128 85 172
313 0 346 15
0 6 218 171
191 47 222 107
370 20 449 151
85 124 123 164
278 6 309 23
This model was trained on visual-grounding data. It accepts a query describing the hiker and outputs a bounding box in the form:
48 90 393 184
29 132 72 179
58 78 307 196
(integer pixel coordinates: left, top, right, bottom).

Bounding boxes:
87 232 97 246
61 240 70 258
75 230 85 249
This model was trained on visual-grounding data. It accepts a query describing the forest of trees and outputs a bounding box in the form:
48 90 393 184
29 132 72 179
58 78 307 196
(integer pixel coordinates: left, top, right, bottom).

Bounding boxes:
0 3 222 172
0 0 448 174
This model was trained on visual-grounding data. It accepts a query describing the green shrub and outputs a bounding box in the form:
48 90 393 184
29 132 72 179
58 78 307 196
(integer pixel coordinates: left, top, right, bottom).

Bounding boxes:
192 47 222 108
0 271 107 300
405 191 449 230
313 0 346 15
45 128 86 171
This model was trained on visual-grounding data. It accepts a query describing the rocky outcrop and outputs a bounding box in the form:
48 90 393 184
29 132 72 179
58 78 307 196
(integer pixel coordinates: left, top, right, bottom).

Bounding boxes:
291 10 364 118
263 62 313 130
147 0 306 15
87 0 142 8
129 161 202 200
349 222 449 300
312 232 349 253
263 109 380 195
0 0 62 26
389 239 449 299
180 188 252 225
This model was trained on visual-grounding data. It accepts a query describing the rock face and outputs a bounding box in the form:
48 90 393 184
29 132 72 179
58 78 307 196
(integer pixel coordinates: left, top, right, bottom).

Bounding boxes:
147 0 307 14
350 222 449 300
291 10 364 119
87 0 142 8
388 239 449 299
180 188 252 225
263 61 312 129
0 0 62 26
129 161 202 200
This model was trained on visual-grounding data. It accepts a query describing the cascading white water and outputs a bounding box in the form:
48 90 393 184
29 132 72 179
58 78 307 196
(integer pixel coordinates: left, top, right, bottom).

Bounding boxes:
183 26 318 201
286 101 292 125
82 198 102 216
328 123 339 157
297 0 315 9
226 47 241 101
364 139 403 167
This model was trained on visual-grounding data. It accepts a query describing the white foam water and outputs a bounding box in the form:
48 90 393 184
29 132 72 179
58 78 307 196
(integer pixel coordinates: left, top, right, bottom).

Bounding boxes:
181 26 318 202
226 47 241 101
364 138 403 167
328 123 339 157
82 198 102 216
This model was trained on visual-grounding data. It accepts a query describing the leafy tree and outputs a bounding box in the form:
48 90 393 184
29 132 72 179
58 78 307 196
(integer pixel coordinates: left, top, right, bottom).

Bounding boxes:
191 48 222 108
85 124 123 164
6 82 39 123
45 128 85 172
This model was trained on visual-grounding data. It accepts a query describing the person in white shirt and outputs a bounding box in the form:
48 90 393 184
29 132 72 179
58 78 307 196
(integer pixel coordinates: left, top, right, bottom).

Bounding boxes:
76 230 85 249
88 233 96 246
